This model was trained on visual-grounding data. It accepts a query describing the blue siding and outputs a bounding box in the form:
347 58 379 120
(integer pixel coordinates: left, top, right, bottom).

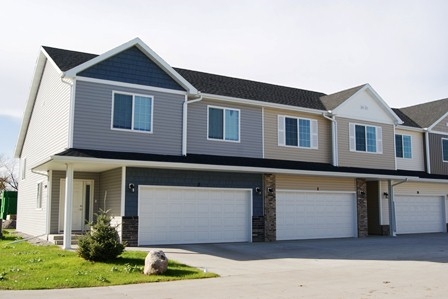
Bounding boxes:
79 47 185 91
125 168 263 217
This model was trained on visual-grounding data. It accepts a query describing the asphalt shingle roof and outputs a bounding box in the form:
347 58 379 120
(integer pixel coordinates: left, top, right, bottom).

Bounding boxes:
392 108 420 128
42 45 326 109
320 84 366 111
399 98 448 128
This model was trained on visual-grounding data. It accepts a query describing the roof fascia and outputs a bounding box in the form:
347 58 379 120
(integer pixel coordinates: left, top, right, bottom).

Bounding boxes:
34 154 418 181
427 111 448 131
14 49 49 157
395 125 425 132
202 93 326 115
63 38 198 94
333 84 403 125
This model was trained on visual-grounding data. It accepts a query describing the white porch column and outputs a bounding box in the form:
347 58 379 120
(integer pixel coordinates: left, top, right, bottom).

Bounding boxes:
63 164 74 249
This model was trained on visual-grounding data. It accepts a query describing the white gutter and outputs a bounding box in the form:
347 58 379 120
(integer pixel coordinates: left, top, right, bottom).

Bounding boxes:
388 178 408 237
424 128 431 174
182 93 203 156
323 111 338 166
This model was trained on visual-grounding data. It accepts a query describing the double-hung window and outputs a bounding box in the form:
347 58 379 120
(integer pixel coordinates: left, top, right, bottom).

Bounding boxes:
349 123 382 153
278 116 318 149
112 92 153 133
442 138 448 162
395 134 412 158
208 106 240 142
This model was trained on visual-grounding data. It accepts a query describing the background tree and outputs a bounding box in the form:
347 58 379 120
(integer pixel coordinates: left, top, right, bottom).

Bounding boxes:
0 154 18 191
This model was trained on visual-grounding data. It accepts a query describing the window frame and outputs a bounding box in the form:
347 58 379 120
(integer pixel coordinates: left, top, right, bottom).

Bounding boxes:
442 138 448 162
395 134 412 159
207 105 241 143
277 115 318 149
111 91 154 134
21 157 26 180
349 123 383 154
36 181 43 210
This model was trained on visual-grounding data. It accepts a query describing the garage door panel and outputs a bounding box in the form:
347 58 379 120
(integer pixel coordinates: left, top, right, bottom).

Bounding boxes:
277 191 356 240
395 195 444 234
138 186 251 245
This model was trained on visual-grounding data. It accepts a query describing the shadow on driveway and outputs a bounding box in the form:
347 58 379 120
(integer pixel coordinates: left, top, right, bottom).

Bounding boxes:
152 233 448 263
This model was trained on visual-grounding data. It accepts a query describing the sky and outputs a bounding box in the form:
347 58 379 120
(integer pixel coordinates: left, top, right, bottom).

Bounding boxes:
1 0 447 158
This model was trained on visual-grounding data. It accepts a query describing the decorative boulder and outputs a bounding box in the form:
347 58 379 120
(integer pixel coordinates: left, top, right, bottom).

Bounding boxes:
143 250 168 275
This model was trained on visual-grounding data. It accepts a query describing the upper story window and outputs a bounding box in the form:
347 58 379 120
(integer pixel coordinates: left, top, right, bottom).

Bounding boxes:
112 92 153 133
395 134 412 158
442 138 448 162
349 123 382 154
208 106 240 142
278 116 318 149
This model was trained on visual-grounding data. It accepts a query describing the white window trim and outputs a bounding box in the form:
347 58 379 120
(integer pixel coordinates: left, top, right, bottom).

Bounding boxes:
349 123 383 154
277 115 318 149
111 91 154 134
21 157 26 180
207 105 241 143
36 181 44 210
395 134 413 159
442 138 448 162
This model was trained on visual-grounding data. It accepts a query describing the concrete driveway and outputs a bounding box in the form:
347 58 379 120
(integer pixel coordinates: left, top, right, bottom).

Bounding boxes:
2 234 448 298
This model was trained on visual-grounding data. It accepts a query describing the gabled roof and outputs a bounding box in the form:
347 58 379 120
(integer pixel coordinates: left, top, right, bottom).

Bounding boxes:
174 68 326 109
399 98 448 129
392 108 421 128
42 46 97 72
320 84 366 110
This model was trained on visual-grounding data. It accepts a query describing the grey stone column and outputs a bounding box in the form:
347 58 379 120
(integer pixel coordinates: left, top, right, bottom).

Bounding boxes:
264 174 276 242
356 178 368 237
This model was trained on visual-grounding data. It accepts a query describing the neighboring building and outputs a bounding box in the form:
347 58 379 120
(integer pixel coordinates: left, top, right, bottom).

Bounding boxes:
14 38 448 248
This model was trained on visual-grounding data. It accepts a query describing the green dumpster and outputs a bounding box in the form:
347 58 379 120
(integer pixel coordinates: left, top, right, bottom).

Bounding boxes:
1 190 18 220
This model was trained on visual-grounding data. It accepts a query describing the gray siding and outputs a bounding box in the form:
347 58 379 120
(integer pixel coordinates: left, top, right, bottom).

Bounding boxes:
187 99 263 158
50 171 100 233
17 62 71 236
337 117 395 170
429 133 448 175
125 168 263 217
99 168 122 217
73 80 185 155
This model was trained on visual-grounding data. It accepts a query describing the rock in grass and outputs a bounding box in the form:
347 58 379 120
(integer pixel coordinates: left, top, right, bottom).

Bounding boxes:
143 250 168 275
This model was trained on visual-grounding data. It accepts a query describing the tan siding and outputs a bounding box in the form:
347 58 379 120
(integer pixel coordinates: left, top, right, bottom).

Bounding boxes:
99 168 122 217
337 117 395 169
395 129 425 171
431 115 448 133
264 108 331 163
17 62 71 236
277 174 355 191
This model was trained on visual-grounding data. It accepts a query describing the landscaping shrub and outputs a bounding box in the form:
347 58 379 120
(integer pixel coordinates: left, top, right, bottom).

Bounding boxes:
77 210 126 261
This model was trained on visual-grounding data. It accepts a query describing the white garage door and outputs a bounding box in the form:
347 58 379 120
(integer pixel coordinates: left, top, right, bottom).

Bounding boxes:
138 186 252 245
395 195 445 234
277 191 357 240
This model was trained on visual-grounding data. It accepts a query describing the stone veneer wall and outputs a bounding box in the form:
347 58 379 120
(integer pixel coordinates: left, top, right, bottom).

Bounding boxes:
252 216 265 242
121 216 139 247
264 174 276 241
356 178 368 237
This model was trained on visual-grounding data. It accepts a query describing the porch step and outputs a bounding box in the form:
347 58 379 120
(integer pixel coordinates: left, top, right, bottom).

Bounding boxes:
48 234 83 246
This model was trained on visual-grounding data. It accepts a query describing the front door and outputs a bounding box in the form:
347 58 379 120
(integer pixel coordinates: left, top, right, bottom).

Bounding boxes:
59 179 94 232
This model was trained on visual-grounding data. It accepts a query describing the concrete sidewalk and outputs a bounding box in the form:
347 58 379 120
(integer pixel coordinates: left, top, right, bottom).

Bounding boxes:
1 234 448 298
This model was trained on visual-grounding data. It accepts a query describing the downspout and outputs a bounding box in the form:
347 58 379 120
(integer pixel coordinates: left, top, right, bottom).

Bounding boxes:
424 128 431 174
388 178 408 237
182 92 203 156
323 111 338 166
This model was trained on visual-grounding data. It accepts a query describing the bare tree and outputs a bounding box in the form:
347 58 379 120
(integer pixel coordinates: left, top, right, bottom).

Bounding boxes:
0 154 18 191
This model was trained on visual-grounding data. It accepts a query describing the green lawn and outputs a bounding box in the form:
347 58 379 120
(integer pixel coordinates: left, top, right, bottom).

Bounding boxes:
0 231 217 290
